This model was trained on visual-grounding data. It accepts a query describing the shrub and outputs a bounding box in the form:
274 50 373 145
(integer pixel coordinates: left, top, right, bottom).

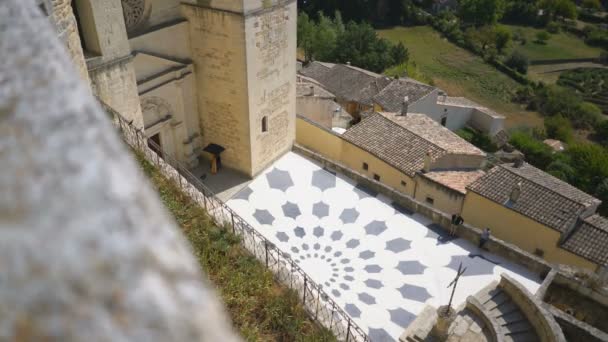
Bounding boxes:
535 31 551 44
509 130 555 168
546 21 560 34
504 50 529 74
574 102 602 128
457 127 499 152
544 115 574 143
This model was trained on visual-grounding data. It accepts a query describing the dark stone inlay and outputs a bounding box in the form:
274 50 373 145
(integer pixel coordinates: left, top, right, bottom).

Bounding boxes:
344 267 354 272
368 328 395 342
344 303 361 318
354 183 378 199
332 289 341 297
314 243 320 250
358 292 376 305
364 279 383 289
253 209 275 225
302 243 309 250
275 232 289 242
291 246 299 253
340 258 350 264
385 238 411 253
396 260 426 275
364 265 382 273
359 250 375 260
265 168 294 192
344 275 355 281
365 220 388 236
324 246 332 252
389 308 416 329
313 226 324 237
282 201 301 219
330 231 343 241
339 208 360 224
294 227 306 238
334 251 342 257
397 283 432 302
311 169 337 191
340 283 350 291
234 186 253 201
312 201 330 218
346 239 360 248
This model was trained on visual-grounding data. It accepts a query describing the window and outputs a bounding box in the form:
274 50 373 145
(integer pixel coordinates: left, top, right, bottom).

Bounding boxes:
425 197 434 205
261 116 268 132
401 180 407 187
362 162 368 171
373 174 380 181
534 248 545 258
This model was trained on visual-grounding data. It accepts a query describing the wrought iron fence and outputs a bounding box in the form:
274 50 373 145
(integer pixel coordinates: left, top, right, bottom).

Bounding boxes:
104 103 370 342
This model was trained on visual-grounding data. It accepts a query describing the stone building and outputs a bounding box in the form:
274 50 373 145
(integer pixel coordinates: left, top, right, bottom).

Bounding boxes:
48 0 297 177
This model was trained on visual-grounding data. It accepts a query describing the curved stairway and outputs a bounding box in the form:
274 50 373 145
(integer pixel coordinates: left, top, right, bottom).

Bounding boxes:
476 284 538 342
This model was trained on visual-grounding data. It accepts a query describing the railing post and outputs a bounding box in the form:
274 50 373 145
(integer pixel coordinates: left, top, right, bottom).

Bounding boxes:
303 277 307 303
264 240 269 267
231 212 235 234
315 290 320 320
346 319 352 342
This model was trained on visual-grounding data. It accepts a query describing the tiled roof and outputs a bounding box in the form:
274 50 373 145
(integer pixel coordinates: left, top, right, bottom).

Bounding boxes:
300 62 393 104
467 163 599 233
372 78 435 112
296 82 334 99
380 112 485 156
342 112 483 176
342 113 446 176
422 170 486 194
562 215 608 267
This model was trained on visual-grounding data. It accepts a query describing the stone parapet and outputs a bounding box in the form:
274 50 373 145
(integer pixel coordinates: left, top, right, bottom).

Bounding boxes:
465 296 503 342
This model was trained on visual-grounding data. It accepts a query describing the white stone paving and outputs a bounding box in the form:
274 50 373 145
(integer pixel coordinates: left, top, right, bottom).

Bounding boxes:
227 152 540 342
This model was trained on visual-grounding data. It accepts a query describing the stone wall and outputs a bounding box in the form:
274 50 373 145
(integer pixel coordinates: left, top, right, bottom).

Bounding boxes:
49 0 90 83
294 143 553 276
0 1 239 340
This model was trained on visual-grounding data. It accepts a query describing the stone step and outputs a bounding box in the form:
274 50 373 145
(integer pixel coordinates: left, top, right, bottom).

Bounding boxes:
503 320 534 334
495 311 526 326
504 331 539 342
484 291 511 311
490 301 519 317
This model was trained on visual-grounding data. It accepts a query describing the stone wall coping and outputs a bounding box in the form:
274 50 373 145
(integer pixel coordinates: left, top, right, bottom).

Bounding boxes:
536 268 558 301
499 274 566 342
546 303 608 342
293 143 553 276
465 296 504 342
552 271 608 307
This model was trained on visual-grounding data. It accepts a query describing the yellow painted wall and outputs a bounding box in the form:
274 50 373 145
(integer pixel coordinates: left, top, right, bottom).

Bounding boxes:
462 192 598 271
414 175 464 215
296 117 415 196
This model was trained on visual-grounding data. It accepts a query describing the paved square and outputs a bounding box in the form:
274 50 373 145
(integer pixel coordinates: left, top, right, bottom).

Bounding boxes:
227 152 540 341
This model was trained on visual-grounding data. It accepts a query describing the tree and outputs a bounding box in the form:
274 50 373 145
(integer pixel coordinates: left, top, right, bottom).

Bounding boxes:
540 0 577 20
333 21 397 72
509 130 555 169
544 115 573 142
505 51 529 73
390 42 409 66
535 30 551 44
547 159 576 181
575 102 602 128
582 0 602 11
594 119 608 145
310 12 338 62
494 26 512 53
565 143 608 192
297 12 315 61
459 0 506 26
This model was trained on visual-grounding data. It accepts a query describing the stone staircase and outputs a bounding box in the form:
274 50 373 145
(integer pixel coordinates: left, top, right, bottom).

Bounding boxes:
476 283 539 342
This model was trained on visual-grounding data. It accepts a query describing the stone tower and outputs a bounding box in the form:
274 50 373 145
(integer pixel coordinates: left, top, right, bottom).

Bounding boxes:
183 0 297 177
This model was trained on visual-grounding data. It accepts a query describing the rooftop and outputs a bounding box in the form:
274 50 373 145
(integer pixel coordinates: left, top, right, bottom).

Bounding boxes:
562 214 608 267
341 112 484 176
438 96 504 119
372 78 435 112
296 82 335 99
421 170 486 194
467 163 600 233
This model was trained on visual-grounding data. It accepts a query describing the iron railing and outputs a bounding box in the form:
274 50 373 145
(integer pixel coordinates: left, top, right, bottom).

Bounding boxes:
104 103 369 342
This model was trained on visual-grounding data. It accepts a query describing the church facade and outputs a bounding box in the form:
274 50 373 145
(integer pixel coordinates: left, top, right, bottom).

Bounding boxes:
49 0 297 177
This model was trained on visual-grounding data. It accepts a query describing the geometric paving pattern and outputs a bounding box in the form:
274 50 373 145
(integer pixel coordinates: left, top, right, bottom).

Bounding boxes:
227 152 541 341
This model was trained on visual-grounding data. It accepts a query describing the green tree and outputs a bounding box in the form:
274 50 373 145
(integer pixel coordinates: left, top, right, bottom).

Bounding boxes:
565 143 608 191
459 0 506 26
594 119 608 145
509 130 555 169
547 159 576 181
582 0 602 10
333 21 397 72
390 42 409 66
495 26 512 53
297 12 315 61
535 30 551 44
544 115 573 142
505 51 529 73
540 0 577 20
310 12 338 62
575 102 602 129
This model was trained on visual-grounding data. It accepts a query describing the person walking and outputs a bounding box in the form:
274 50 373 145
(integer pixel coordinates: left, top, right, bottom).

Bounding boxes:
450 214 464 236
479 228 491 249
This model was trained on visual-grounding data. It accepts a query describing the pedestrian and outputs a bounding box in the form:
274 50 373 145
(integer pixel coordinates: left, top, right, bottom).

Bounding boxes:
450 214 463 236
479 228 491 249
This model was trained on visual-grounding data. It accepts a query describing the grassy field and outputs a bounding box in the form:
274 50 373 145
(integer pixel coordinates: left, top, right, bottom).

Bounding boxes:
528 62 608 84
139 155 335 342
378 26 543 128
501 24 602 61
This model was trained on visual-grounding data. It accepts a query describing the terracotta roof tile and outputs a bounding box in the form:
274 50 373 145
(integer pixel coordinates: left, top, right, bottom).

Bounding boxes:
422 170 486 194
372 78 435 111
562 215 608 266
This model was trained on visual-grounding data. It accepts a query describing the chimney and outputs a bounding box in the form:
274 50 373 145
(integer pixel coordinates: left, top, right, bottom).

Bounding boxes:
423 150 432 173
510 182 522 203
401 96 409 116
514 157 524 168
309 85 315 96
